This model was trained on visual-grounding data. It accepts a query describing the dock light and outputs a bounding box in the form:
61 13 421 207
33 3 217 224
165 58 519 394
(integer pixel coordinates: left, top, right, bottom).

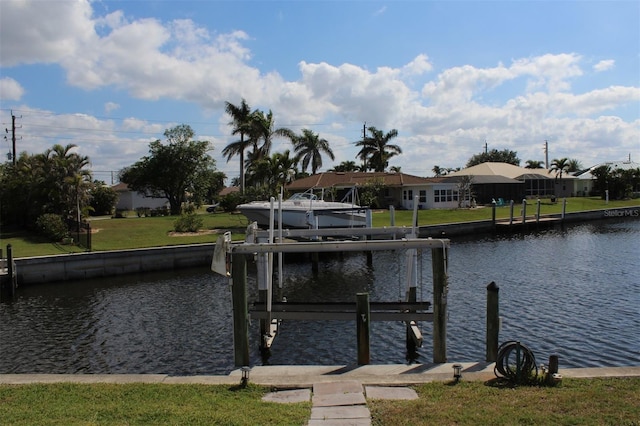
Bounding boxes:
241 366 251 386
452 364 463 381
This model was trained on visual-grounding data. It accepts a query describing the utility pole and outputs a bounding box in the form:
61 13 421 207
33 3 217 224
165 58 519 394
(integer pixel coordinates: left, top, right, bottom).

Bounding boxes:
484 140 488 154
362 122 367 171
4 111 20 165
543 140 549 169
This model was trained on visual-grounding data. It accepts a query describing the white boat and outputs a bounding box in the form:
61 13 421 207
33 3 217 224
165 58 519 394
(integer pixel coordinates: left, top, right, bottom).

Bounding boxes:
237 191 368 229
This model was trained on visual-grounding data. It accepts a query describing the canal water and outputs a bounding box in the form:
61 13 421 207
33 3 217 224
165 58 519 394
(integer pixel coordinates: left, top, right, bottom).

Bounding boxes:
1 219 638 375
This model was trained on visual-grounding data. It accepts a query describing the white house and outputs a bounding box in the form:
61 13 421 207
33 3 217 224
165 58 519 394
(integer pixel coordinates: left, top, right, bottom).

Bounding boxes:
112 183 169 211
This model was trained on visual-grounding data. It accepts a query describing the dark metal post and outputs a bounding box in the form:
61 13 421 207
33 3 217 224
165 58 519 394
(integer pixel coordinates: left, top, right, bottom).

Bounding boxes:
432 246 448 363
486 281 500 362
231 252 250 367
356 292 370 365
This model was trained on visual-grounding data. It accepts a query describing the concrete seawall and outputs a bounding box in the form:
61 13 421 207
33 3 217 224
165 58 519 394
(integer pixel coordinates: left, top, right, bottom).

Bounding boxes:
15 244 215 285
12 206 639 285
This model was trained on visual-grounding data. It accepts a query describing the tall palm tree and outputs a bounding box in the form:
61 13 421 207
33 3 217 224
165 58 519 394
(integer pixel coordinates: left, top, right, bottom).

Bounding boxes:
223 99 253 193
355 126 401 172
289 128 335 175
247 109 292 160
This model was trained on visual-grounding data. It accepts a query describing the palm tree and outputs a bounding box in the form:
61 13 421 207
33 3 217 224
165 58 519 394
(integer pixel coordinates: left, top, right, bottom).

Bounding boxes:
355 126 401 172
247 109 291 160
288 129 335 174
223 99 253 193
329 161 358 172
46 144 91 219
567 158 583 173
525 160 544 169
246 150 298 196
550 157 570 180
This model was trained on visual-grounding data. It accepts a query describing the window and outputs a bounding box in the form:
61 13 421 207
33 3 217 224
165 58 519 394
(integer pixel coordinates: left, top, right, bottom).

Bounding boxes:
419 190 427 203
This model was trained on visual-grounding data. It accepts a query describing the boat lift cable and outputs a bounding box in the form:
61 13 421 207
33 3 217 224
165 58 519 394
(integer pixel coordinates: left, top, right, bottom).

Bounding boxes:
494 340 539 384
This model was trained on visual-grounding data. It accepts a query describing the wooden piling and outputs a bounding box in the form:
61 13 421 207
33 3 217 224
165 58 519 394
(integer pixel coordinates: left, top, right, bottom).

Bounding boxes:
432 246 448 363
521 199 527 224
356 292 370 365
231 252 250 367
486 281 500 362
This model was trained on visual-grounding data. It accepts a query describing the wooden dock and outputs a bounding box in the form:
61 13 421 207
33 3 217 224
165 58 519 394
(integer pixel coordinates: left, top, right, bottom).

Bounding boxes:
495 215 562 231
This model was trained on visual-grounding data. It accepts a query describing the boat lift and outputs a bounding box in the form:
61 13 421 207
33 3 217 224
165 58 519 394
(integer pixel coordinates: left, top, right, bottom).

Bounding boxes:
212 196 450 367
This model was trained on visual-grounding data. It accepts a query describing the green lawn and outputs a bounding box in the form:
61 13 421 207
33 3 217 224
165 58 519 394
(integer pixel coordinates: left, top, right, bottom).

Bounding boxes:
370 377 640 425
1 378 638 425
1 197 638 258
0 383 310 426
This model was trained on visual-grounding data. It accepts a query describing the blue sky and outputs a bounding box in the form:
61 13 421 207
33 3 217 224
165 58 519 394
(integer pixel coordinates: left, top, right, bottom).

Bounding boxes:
1 0 638 184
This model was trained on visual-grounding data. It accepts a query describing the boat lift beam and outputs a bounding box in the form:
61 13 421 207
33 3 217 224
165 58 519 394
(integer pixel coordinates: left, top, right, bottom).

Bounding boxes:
230 237 450 254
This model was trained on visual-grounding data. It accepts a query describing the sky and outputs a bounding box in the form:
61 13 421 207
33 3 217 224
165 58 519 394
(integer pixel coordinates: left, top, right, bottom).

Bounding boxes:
1 0 639 185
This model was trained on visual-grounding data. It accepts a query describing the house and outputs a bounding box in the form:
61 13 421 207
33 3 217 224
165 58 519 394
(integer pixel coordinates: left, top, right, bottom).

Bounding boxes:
285 172 461 209
112 182 169 211
447 162 574 204
573 160 640 197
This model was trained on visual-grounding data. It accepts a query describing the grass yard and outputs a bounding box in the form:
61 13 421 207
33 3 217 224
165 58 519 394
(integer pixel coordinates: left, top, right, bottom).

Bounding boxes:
370 377 640 426
1 197 638 258
0 383 310 426
1 378 638 425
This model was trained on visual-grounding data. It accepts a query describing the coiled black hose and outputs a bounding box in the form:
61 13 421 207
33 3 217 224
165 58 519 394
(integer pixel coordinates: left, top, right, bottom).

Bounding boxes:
494 340 538 383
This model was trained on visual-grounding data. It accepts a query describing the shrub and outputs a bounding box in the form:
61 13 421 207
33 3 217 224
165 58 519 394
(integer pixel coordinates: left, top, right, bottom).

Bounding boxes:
35 214 70 241
219 192 242 212
173 213 203 233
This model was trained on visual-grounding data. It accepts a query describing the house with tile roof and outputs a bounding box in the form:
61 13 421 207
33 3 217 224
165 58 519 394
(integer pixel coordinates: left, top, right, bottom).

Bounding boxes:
285 171 462 209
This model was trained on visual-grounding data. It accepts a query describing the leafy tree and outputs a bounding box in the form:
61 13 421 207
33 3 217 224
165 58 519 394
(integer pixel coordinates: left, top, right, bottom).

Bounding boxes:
330 161 359 172
525 160 544 169
0 144 92 229
223 99 254 194
358 177 386 208
456 175 474 208
288 128 335 174
466 148 520 168
591 165 640 200
89 181 118 216
206 171 227 203
119 124 217 215
355 126 402 172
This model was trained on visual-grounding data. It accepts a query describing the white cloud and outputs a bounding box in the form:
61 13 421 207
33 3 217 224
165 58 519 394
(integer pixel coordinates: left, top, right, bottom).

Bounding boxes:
0 77 24 100
0 0 95 66
104 102 120 114
0 1 637 176
593 59 615 72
